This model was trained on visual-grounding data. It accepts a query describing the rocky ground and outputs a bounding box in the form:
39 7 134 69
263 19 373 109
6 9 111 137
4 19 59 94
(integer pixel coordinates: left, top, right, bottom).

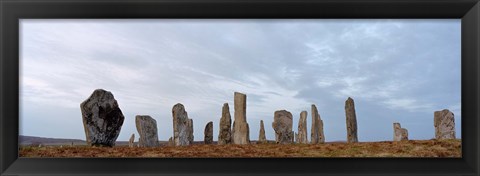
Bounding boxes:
19 139 461 158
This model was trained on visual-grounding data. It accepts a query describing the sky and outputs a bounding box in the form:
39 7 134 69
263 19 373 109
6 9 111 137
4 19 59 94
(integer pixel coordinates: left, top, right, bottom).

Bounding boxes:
19 19 461 142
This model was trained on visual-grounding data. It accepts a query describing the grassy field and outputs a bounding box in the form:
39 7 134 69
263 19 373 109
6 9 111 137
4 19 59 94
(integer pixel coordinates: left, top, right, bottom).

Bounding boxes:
19 139 461 158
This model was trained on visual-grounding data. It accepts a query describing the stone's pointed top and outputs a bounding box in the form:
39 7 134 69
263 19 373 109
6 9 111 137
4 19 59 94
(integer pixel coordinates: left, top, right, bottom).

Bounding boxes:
136 115 157 124
82 89 116 107
92 89 113 96
311 104 317 108
223 102 229 106
93 88 107 92
438 109 454 115
347 97 354 101
205 121 213 127
172 103 186 113
90 89 108 95
234 92 246 96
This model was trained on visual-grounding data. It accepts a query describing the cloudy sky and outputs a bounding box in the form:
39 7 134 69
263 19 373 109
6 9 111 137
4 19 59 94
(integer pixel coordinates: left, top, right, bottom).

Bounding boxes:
19 19 461 142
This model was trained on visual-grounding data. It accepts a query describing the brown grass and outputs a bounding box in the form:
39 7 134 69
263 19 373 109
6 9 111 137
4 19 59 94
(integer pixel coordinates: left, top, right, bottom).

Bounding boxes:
19 139 461 158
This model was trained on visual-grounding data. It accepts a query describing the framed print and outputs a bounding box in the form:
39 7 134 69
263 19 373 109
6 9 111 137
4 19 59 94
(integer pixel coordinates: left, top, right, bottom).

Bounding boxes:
1 0 479 175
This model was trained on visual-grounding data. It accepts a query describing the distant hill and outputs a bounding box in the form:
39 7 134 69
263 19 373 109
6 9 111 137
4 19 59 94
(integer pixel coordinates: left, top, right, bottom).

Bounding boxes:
19 135 86 146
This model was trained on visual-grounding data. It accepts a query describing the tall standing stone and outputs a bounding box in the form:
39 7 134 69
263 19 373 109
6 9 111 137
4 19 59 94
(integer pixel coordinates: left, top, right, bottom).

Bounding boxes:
218 103 232 145
311 105 325 144
345 97 358 143
232 92 250 144
188 119 194 144
80 89 125 147
272 110 294 144
129 134 135 147
393 123 408 141
204 121 213 144
393 123 402 141
172 103 192 146
434 109 456 139
258 120 267 144
136 115 159 147
298 111 308 144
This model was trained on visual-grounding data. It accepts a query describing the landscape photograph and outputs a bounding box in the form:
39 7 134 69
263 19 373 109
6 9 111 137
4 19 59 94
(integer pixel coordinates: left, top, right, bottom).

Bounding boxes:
19 19 461 157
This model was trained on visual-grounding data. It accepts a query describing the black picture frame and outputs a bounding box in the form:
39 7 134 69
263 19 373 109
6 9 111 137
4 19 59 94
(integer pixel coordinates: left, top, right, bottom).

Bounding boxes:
1 0 479 175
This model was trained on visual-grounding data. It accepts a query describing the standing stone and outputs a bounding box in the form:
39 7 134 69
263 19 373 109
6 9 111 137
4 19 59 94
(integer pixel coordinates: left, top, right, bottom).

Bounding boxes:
401 128 409 141
393 123 408 141
298 111 308 144
80 89 125 147
204 121 213 144
434 109 456 139
136 115 159 147
232 92 250 144
168 137 174 146
258 120 267 144
272 110 294 144
129 134 135 147
172 103 192 146
295 132 299 143
218 103 232 145
311 105 325 144
345 97 358 143
188 119 194 144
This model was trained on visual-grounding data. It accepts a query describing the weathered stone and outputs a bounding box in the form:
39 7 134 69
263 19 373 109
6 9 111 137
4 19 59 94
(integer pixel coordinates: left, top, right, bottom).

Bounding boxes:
295 132 299 143
129 134 135 147
298 111 308 144
80 89 125 147
393 123 408 141
168 137 174 146
136 115 159 147
401 128 408 141
218 103 232 145
272 110 294 144
345 97 358 143
258 120 267 144
172 103 192 146
311 105 325 144
188 119 194 144
434 109 456 139
232 92 250 144
204 121 213 144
